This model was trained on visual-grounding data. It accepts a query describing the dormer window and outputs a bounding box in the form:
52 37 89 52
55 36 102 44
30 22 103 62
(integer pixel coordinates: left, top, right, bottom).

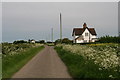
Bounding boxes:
85 33 88 36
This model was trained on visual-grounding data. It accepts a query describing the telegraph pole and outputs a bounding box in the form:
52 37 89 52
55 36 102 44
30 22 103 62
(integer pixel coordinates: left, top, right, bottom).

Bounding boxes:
51 28 53 43
60 13 62 42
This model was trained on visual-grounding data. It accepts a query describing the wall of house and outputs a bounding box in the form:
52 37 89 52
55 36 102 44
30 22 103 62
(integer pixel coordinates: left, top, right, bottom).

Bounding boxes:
73 32 79 43
91 35 97 42
82 28 91 42
76 39 84 43
82 28 97 43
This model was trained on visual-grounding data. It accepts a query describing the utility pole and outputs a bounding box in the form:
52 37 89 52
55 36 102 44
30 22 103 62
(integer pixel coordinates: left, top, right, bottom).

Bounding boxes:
60 13 62 42
118 2 120 73
46 36 47 43
51 28 53 43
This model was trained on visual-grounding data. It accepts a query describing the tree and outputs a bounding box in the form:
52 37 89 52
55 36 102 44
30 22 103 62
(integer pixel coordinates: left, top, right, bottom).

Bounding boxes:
39 40 45 43
55 39 61 44
62 38 72 44
98 35 120 43
13 40 27 44
55 38 72 44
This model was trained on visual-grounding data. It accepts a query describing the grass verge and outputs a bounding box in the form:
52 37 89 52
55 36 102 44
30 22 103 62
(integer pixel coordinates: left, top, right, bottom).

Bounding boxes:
0 57 2 79
2 46 44 78
55 46 120 79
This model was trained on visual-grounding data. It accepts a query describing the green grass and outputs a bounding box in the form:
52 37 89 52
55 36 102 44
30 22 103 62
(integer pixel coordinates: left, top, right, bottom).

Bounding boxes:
2 46 44 78
0 57 2 79
55 46 120 79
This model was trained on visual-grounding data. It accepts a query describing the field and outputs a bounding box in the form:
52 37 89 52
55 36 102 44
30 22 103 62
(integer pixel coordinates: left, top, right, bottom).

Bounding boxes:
55 43 120 78
0 57 1 80
2 43 44 78
0 44 2 79
1 42 120 79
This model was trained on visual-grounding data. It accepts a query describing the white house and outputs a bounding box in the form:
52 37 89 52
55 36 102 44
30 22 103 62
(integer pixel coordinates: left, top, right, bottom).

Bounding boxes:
72 23 97 43
28 39 36 43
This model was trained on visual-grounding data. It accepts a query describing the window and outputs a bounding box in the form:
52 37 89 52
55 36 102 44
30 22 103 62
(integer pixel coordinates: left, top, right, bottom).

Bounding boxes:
85 33 88 36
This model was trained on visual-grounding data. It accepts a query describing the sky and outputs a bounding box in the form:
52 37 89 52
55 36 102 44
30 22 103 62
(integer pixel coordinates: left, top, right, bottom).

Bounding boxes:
0 2 2 43
118 2 120 36
2 2 119 42
1 0 120 2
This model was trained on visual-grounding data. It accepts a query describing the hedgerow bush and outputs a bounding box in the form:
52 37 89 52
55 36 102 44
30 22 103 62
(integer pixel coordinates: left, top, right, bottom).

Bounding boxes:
98 36 120 43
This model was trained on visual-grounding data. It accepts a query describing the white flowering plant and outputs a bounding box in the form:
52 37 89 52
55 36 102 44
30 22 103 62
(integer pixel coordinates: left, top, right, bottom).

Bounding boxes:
55 43 120 78
2 43 43 55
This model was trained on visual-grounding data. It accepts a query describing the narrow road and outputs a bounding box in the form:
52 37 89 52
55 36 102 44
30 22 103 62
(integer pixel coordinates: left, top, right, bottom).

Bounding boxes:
12 45 71 78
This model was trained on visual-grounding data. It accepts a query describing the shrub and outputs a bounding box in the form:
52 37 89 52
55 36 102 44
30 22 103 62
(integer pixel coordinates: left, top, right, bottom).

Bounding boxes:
98 36 120 43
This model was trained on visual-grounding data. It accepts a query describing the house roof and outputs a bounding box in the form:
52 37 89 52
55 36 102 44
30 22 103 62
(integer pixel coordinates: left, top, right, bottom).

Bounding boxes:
75 35 84 40
72 27 97 36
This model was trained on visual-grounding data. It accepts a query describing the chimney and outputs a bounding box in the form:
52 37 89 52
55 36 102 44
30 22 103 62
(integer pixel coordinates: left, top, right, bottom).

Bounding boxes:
83 23 87 28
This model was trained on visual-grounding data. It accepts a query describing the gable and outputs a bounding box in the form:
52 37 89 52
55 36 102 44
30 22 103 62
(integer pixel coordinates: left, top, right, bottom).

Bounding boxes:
83 28 89 33
82 28 88 35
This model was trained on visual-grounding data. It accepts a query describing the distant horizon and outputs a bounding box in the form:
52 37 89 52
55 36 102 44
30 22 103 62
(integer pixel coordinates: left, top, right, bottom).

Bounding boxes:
2 34 119 43
2 2 118 43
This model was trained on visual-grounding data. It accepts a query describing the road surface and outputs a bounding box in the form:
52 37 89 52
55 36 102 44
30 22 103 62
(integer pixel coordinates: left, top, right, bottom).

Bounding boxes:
12 45 71 78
